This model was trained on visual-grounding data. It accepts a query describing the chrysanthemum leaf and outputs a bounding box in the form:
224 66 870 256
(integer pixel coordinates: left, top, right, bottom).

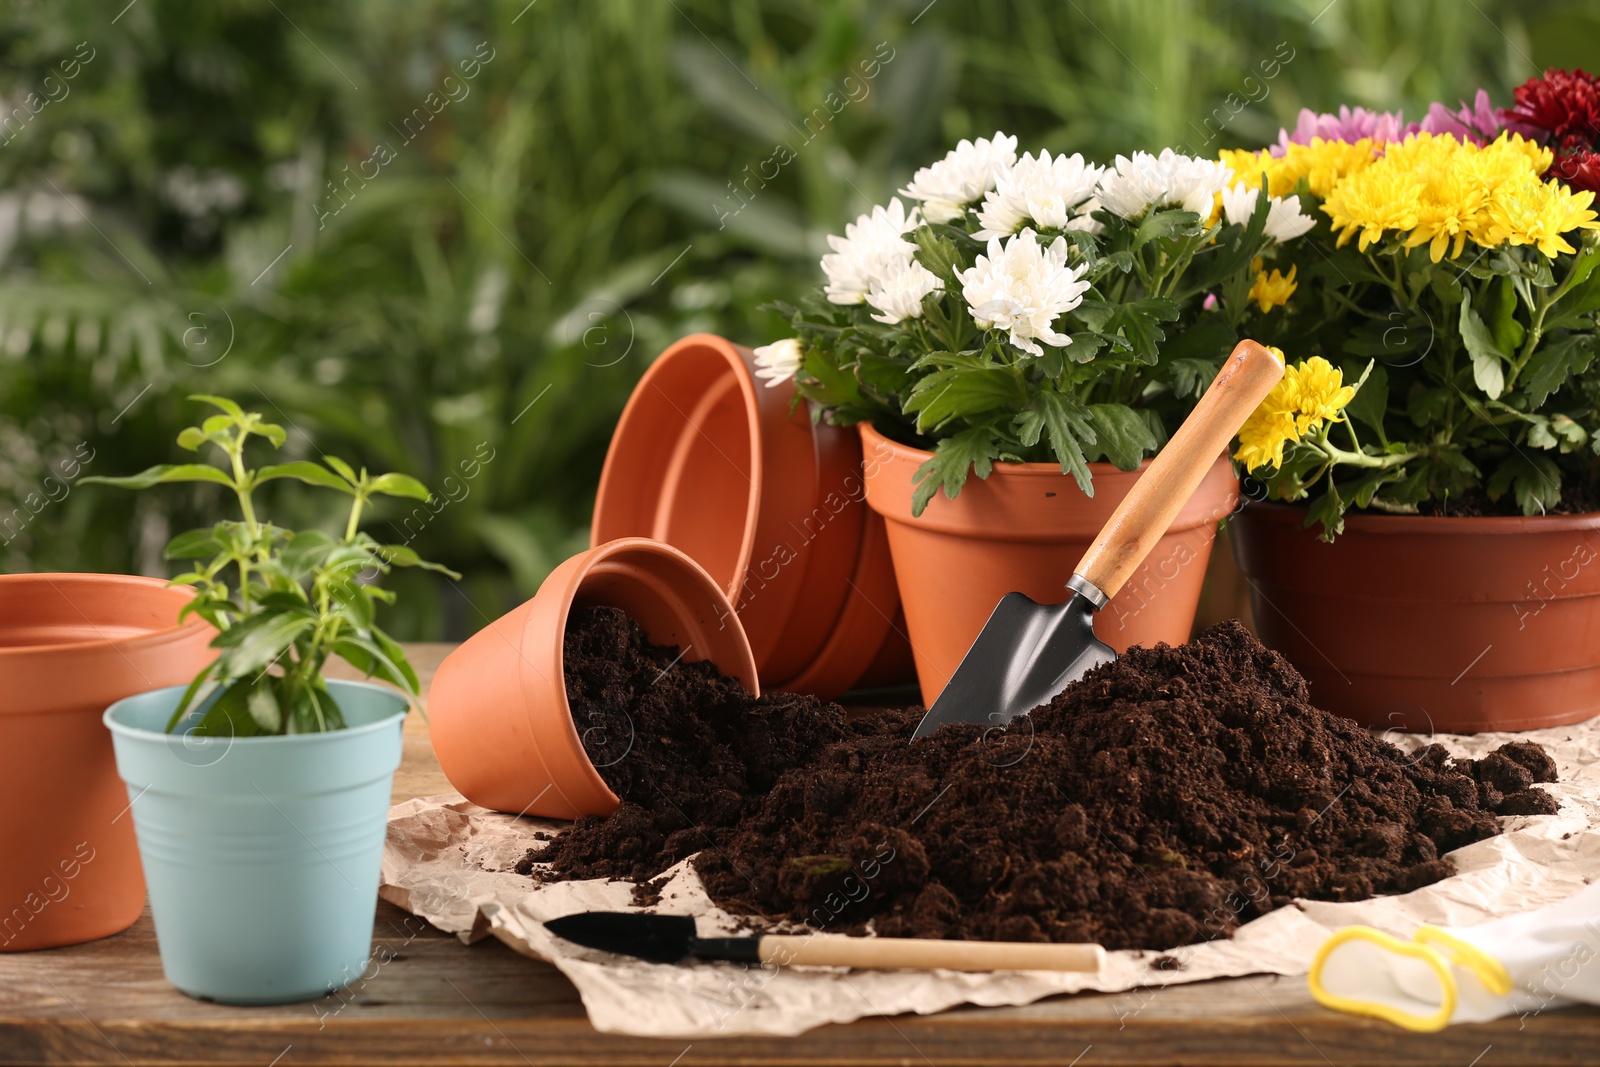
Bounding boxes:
1459 301 1508 400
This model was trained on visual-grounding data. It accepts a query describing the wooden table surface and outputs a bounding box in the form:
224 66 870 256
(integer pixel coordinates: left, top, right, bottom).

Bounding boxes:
4 644 1597 1067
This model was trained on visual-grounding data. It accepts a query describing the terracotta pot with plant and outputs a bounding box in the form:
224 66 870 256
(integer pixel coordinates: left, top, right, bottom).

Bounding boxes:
764 132 1311 703
85 396 457 1004
1218 79 1600 732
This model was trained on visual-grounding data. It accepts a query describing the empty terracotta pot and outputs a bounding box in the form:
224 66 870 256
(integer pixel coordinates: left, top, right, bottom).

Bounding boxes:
591 333 902 698
1233 502 1600 732
428 538 758 819
0 573 215 952
859 423 1239 707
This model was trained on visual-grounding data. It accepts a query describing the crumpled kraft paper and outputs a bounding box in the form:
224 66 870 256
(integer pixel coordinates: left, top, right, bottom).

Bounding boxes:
379 720 1600 1037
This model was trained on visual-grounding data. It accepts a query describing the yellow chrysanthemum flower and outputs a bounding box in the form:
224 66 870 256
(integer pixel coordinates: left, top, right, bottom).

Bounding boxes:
1277 137 1380 198
1484 177 1600 258
1289 355 1358 433
1249 264 1298 312
1233 355 1357 472
1219 148 1278 193
1317 131 1597 260
1322 164 1423 251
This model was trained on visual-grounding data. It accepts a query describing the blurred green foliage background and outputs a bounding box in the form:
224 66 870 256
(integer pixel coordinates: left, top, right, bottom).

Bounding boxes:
2 0 1596 638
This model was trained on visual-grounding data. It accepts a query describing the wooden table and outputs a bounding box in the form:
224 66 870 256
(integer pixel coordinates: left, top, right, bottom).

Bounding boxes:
4 645 1597 1066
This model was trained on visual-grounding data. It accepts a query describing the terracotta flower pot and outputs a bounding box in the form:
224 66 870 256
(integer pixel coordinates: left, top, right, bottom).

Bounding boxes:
428 538 758 820
0 573 215 952
859 424 1240 707
1232 502 1600 733
591 333 903 698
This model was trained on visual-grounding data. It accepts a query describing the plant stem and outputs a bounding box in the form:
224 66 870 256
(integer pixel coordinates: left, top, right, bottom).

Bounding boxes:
344 492 366 542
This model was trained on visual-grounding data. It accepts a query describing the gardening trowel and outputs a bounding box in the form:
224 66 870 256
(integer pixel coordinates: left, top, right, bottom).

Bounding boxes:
912 339 1285 739
545 911 1104 972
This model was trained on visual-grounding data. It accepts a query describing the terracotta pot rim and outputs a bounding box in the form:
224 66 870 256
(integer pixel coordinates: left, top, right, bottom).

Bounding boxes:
1242 499 1600 535
104 679 408 745
0 573 209 658
860 421 1168 477
593 334 767 595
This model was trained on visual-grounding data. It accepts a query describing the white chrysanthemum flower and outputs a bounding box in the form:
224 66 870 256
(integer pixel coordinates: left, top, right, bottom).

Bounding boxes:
973 151 1106 239
957 229 1091 357
899 132 1019 223
820 198 921 305
752 338 803 388
866 259 941 325
1097 149 1234 219
1220 185 1316 243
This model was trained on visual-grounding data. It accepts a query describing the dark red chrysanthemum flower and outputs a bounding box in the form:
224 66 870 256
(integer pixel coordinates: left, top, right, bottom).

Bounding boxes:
1503 67 1600 146
1550 149 1600 195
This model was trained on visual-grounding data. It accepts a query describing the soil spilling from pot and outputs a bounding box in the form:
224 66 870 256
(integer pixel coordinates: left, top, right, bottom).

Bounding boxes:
522 607 1559 951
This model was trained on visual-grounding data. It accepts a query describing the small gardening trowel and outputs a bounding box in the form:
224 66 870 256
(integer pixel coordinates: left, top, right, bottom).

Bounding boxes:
912 339 1285 739
545 911 1104 972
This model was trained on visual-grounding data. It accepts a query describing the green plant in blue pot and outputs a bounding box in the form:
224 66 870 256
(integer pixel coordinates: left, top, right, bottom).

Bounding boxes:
88 396 458 1005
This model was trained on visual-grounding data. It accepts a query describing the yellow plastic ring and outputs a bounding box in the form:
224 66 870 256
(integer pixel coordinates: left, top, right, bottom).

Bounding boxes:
1308 926 1458 1033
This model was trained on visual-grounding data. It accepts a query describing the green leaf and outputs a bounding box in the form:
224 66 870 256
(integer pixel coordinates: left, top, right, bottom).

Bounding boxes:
904 361 1026 433
323 455 360 485
186 677 266 739
211 607 316 677
81 463 235 490
1018 391 1097 493
371 627 421 695
1522 334 1595 407
369 543 461 576
1490 276 1526 355
255 461 356 493
332 631 419 695
1486 451 1562 515
1344 362 1389 438
913 228 963 287
176 427 207 451
1551 414 1588 453
1167 358 1219 400
910 427 1003 517
1547 251 1600 331
1086 404 1158 470
1304 482 1348 540
1104 297 1180 363
189 394 245 421
255 421 288 448
1407 386 1450 428
164 527 225 561
331 578 376 629
367 472 432 501
280 530 338 576
247 683 282 732
1459 301 1507 400
294 677 346 733
1132 208 1202 251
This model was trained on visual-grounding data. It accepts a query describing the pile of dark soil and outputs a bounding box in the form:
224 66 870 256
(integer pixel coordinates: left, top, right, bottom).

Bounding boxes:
522 607 1559 952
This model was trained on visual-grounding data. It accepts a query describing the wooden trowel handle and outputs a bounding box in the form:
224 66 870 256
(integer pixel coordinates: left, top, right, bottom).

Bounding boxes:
758 933 1104 972
1074 339 1284 601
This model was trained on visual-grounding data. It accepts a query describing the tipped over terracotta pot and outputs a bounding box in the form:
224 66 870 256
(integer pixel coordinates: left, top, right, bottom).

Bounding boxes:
591 333 906 698
428 538 759 819
0 573 216 952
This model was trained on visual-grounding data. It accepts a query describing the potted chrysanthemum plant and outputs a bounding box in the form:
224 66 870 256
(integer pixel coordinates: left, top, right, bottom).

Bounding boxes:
85 396 459 1004
1220 91 1600 733
759 131 1307 703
